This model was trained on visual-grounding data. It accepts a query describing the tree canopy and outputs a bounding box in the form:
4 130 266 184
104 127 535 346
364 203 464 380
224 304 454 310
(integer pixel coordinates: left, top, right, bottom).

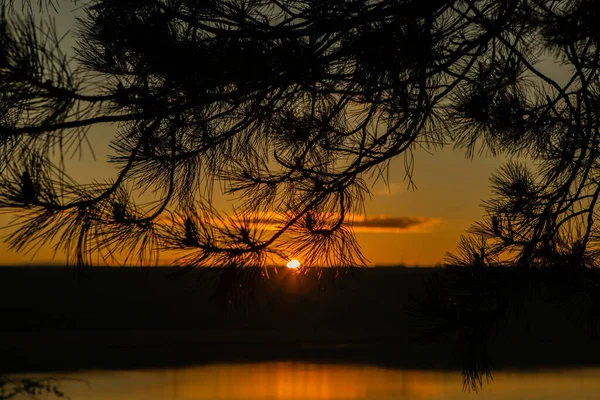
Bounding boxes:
3 0 600 271
4 0 600 390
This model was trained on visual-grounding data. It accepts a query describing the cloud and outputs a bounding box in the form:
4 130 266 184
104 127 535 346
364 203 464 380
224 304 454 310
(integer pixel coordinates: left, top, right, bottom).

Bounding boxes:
225 213 440 233
349 215 441 233
159 211 441 234
234 213 441 234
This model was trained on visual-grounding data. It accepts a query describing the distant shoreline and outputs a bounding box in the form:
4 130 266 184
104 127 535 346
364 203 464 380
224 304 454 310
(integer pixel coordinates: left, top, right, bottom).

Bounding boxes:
2 266 600 374
5 327 600 374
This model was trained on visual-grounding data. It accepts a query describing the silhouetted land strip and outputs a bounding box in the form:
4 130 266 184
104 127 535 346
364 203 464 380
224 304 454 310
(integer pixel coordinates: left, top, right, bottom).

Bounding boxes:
2 266 600 373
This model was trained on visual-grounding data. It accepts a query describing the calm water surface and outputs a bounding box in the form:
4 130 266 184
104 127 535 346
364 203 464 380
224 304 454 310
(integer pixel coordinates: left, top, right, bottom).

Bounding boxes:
20 362 600 400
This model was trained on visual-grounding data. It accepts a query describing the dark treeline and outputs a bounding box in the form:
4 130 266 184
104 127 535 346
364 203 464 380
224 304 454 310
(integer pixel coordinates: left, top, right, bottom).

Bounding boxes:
2 266 600 376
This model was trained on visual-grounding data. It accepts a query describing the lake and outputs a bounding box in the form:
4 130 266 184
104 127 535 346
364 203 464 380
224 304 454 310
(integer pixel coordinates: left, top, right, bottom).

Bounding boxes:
5 268 600 399
16 362 600 400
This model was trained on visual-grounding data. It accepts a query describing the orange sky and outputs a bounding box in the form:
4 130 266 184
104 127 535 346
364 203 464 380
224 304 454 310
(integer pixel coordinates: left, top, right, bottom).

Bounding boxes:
0 3 531 266
0 138 503 266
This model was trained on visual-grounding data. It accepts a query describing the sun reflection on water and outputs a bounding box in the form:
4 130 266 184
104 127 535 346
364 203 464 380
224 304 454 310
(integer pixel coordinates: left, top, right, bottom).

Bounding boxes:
23 362 600 400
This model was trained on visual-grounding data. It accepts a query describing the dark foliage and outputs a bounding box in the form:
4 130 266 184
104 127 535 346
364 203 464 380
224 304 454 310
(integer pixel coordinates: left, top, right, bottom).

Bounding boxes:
0 377 64 400
3 0 600 390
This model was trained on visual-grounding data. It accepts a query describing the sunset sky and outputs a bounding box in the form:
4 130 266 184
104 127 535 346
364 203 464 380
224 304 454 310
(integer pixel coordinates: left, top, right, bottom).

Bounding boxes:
0 2 532 266
0 131 505 266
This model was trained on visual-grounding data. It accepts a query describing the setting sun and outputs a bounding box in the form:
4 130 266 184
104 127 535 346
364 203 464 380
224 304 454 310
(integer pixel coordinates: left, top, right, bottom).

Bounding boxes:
286 259 301 269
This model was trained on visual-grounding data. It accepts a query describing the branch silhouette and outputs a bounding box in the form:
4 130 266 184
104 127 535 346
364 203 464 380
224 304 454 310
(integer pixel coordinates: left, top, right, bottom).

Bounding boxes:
3 0 600 389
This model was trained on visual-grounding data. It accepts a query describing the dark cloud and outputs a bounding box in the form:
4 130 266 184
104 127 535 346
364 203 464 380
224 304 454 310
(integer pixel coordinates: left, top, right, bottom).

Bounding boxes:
348 216 440 233
163 213 440 233
258 214 441 233
352 216 435 230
